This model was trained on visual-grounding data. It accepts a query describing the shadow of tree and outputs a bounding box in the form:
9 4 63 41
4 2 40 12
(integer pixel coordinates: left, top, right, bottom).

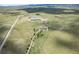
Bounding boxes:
0 24 10 53
63 18 79 37
48 21 62 30
55 37 79 53
0 24 9 33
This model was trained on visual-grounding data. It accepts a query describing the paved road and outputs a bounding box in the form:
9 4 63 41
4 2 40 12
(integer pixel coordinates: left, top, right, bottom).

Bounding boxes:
0 15 23 52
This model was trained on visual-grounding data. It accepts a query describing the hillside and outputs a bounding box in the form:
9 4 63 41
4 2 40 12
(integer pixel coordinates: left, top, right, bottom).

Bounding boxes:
0 5 79 54
0 4 79 9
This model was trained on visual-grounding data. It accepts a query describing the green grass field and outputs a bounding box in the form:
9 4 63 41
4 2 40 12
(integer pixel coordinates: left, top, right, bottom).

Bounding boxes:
0 8 79 54
28 13 79 54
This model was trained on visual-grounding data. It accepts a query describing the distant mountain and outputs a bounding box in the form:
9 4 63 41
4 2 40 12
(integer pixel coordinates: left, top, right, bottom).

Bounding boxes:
0 5 27 9
0 4 79 9
27 4 79 9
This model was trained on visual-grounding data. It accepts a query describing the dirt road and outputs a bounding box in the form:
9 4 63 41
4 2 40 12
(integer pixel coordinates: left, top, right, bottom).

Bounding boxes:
0 15 23 52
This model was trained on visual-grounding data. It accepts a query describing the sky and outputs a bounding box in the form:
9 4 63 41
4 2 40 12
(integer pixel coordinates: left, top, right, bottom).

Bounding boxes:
0 0 78 6
0 0 54 5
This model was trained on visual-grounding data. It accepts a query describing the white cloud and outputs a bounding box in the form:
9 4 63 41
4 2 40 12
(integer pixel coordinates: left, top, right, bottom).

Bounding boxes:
0 0 78 5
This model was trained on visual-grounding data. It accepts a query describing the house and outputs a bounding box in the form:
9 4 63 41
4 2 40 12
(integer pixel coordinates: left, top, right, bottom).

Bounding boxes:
28 15 48 22
29 16 41 21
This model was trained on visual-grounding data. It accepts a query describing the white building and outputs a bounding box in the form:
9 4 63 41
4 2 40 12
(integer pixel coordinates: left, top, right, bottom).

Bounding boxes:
28 15 48 22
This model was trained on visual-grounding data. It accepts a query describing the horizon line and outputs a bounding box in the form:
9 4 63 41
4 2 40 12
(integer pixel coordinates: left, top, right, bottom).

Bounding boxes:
0 4 78 6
